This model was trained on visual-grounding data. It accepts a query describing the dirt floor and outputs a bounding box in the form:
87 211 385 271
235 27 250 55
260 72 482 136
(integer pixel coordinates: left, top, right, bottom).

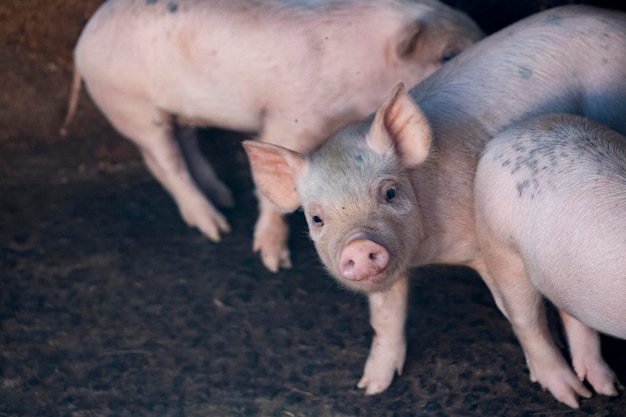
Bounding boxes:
2 0 626 416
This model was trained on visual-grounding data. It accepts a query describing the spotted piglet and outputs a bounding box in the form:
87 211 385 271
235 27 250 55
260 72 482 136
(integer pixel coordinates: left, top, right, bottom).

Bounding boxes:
474 113 626 403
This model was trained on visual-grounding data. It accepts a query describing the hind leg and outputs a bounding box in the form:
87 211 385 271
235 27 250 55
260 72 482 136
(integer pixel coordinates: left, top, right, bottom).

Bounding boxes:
559 310 624 396
479 237 591 408
90 87 230 240
176 126 234 208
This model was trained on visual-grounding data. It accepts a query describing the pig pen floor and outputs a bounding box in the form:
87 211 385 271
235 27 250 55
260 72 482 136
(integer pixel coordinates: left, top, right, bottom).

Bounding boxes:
2 130 626 417
2 0 626 416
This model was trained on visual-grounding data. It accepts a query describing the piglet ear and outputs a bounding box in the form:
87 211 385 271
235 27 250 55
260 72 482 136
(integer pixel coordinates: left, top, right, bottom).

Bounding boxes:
368 83 432 166
242 141 305 212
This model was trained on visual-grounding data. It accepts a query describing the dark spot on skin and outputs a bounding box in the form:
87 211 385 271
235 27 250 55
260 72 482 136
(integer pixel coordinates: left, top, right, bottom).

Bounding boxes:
516 180 529 198
602 58 609 65
518 67 532 80
530 179 541 199
294 119 298 124
355 154 364 162
167 1 178 13
544 15 563 26
146 0 158 4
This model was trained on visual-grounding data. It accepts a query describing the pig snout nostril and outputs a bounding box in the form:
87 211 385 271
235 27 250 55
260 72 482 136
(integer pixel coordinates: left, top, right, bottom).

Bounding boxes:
367 249 388 269
339 239 389 281
341 259 356 277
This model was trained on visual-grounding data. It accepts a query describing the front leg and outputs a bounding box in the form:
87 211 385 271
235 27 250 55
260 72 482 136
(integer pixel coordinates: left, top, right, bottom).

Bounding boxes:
253 117 328 272
357 274 409 395
252 193 291 272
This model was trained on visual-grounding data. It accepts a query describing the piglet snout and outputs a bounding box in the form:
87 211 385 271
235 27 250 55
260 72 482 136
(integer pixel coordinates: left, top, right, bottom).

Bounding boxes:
340 239 389 281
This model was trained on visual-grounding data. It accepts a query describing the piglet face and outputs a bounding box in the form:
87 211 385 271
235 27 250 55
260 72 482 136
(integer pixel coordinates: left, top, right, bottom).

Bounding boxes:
298 120 424 292
244 83 433 293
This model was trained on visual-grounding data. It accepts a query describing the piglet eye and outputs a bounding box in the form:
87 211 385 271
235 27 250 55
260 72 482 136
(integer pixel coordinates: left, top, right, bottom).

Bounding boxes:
312 215 324 226
385 187 397 201
441 51 458 63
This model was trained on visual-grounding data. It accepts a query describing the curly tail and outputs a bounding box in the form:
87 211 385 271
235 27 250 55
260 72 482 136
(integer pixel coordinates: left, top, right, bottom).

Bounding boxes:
59 66 82 137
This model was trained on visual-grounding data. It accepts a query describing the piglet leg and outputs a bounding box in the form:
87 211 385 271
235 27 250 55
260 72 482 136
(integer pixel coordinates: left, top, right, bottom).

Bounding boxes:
479 243 591 408
87 86 231 241
358 274 409 394
176 126 235 208
251 120 318 272
140 138 231 241
559 310 624 396
252 194 292 272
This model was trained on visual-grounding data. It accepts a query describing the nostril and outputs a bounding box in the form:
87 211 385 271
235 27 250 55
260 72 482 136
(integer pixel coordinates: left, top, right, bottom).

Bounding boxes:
369 249 389 269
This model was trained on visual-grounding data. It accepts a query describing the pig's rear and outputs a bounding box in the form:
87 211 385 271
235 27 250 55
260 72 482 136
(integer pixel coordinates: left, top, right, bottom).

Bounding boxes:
475 114 626 339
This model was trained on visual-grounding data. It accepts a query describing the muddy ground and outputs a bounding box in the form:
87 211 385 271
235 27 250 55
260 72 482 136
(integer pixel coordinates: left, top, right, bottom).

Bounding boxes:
1 1 626 416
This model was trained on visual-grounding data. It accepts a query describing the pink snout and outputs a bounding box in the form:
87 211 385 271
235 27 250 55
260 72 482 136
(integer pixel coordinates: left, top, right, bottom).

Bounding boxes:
339 239 389 281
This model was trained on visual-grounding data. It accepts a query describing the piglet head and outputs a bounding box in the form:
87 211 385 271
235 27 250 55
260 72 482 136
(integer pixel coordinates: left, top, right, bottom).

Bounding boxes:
244 83 432 293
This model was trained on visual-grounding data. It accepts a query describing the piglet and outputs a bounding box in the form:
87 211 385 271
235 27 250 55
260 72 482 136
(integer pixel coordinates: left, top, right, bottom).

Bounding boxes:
474 113 626 399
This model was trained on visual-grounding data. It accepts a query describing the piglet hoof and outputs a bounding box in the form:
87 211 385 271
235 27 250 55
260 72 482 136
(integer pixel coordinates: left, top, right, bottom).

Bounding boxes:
572 354 624 397
253 213 291 273
253 234 291 273
529 365 592 409
357 335 406 395
180 198 231 242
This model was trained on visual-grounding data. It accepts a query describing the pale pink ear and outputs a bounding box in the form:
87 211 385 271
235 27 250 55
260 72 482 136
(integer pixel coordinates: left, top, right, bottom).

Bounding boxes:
242 141 305 212
368 83 432 166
